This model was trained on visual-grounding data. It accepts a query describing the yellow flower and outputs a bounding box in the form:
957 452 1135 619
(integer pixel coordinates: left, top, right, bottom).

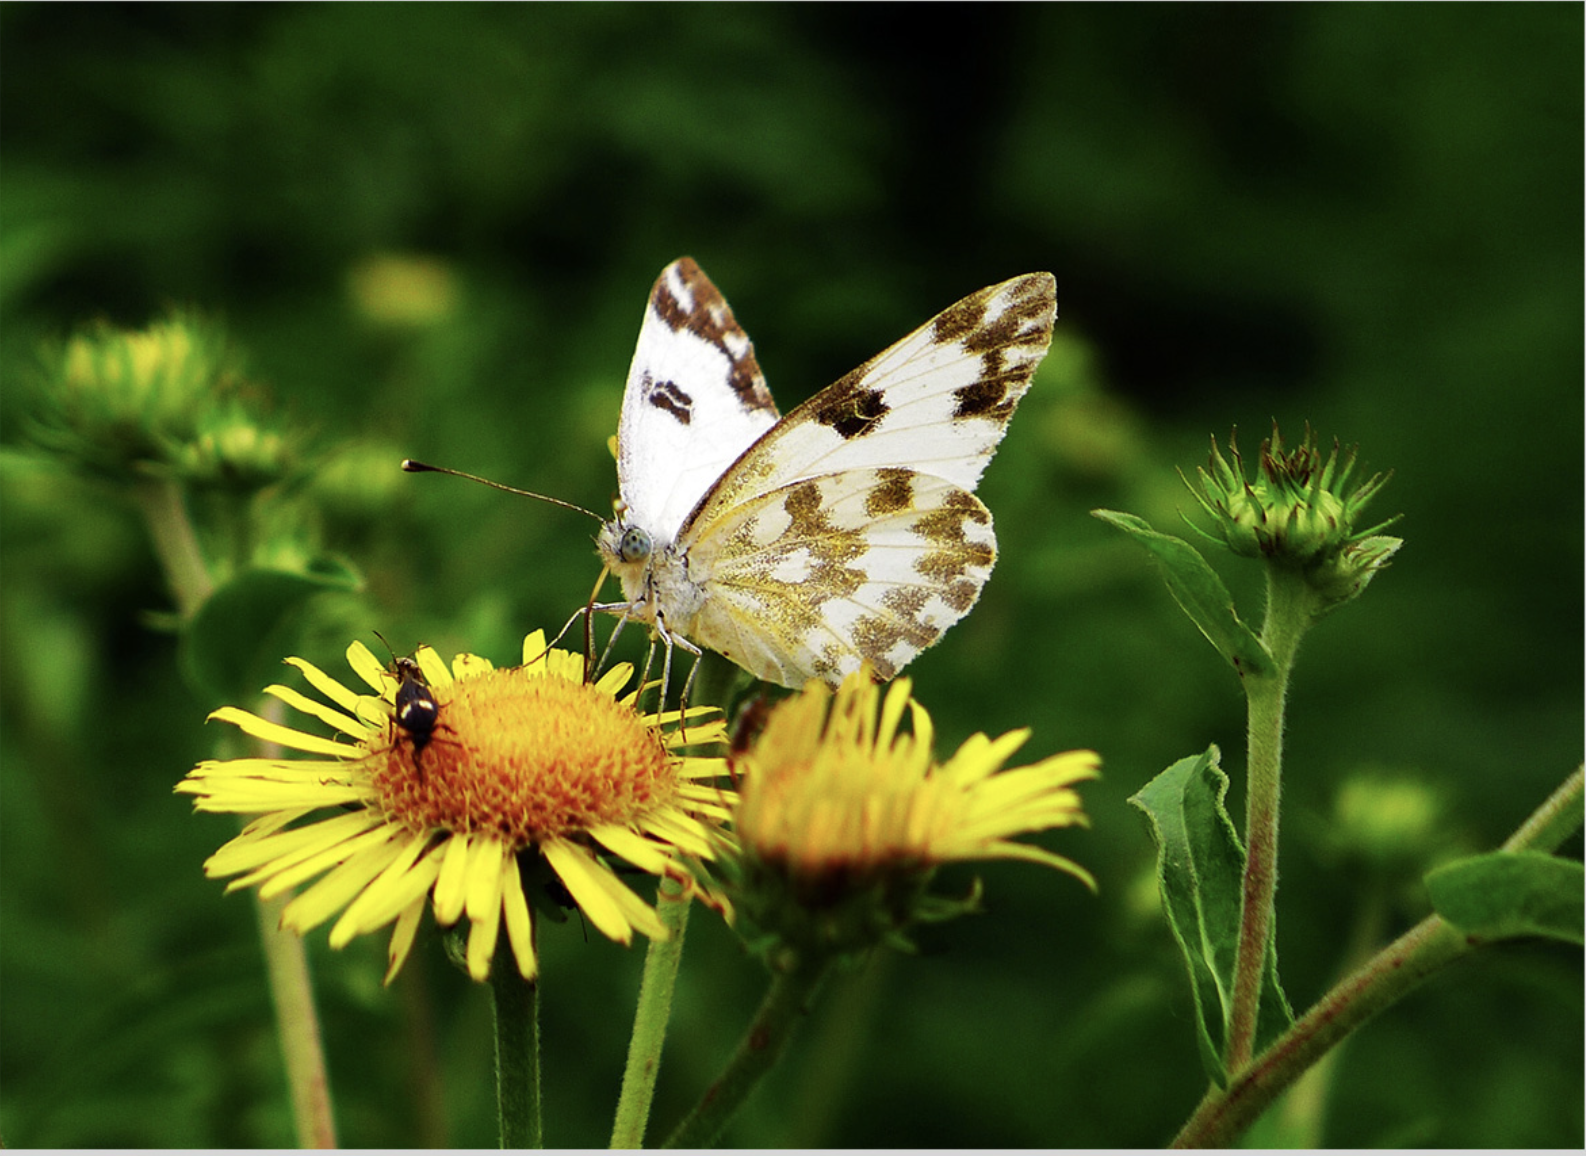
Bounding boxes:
346 252 460 328
177 631 731 983
726 670 1098 960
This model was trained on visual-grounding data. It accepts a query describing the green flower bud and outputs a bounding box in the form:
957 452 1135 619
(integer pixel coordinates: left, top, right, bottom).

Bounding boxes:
1183 424 1402 615
172 404 295 491
26 312 289 491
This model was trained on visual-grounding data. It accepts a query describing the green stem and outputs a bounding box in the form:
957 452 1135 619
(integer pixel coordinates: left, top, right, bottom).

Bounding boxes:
1173 764 1585 1148
1225 568 1313 1071
491 945 542 1148
662 955 834 1148
131 475 213 617
250 699 338 1147
146 478 335 1145
1261 879 1389 1145
1501 764 1584 853
1175 911 1467 1147
611 878 693 1148
255 888 339 1148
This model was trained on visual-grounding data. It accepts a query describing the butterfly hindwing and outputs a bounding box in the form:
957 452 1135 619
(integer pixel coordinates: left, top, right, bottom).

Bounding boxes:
681 467 999 685
616 258 779 543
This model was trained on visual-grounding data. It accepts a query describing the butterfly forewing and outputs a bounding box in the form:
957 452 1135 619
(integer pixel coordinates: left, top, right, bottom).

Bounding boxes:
616 258 779 543
692 271 1055 522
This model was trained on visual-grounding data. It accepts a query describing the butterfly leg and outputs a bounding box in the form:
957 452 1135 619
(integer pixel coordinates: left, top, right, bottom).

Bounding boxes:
675 647 706 743
537 603 592 671
590 601 639 684
638 634 660 709
650 611 704 736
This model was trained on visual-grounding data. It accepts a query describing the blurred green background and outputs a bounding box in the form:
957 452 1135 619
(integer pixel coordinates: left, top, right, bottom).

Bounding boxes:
2 3 1580 1147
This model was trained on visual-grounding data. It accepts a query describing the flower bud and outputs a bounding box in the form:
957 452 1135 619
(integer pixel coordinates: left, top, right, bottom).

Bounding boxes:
1185 424 1402 614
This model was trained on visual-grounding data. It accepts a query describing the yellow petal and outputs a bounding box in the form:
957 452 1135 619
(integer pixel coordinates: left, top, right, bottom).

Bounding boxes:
345 640 390 695
207 706 353 758
502 860 538 981
263 683 371 739
384 893 428 985
432 831 473 925
542 838 632 943
284 655 363 714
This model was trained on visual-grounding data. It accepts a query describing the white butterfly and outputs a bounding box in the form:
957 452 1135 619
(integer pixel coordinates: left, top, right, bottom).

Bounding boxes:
594 257 1056 691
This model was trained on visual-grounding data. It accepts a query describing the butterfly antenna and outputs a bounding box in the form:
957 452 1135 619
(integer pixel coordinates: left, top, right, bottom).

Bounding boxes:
402 459 604 522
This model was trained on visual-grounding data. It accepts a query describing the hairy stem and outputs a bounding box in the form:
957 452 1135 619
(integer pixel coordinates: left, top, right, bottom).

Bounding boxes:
131 475 213 617
662 956 832 1148
491 949 542 1148
256 888 339 1148
1226 569 1313 1070
1175 764 1584 1147
611 879 692 1148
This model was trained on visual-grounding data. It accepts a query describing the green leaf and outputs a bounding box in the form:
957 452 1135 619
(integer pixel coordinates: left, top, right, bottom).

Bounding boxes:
1425 850 1584 946
1129 747 1293 1087
180 560 362 707
1092 509 1273 680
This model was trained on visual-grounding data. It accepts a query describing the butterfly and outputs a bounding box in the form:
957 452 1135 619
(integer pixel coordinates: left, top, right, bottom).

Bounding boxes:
592 257 1056 693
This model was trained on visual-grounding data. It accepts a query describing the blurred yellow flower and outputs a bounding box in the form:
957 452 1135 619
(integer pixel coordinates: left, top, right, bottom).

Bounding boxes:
726 670 1098 959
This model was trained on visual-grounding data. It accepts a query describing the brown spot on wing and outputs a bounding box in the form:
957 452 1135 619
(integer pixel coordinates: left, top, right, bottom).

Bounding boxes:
864 468 915 518
916 543 994 585
933 292 989 345
852 611 937 673
914 490 990 543
881 585 929 619
941 274 1056 421
814 385 889 440
912 491 995 583
652 258 776 413
939 576 981 613
953 377 1009 419
645 377 693 424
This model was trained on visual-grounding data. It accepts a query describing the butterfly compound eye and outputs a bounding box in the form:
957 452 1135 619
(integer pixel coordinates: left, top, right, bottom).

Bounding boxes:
619 526 652 563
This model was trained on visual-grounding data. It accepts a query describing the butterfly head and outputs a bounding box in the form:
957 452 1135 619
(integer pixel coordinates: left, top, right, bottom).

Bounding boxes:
596 507 656 591
616 525 652 564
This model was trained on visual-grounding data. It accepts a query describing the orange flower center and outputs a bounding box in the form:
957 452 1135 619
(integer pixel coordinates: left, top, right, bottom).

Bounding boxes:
370 667 676 845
